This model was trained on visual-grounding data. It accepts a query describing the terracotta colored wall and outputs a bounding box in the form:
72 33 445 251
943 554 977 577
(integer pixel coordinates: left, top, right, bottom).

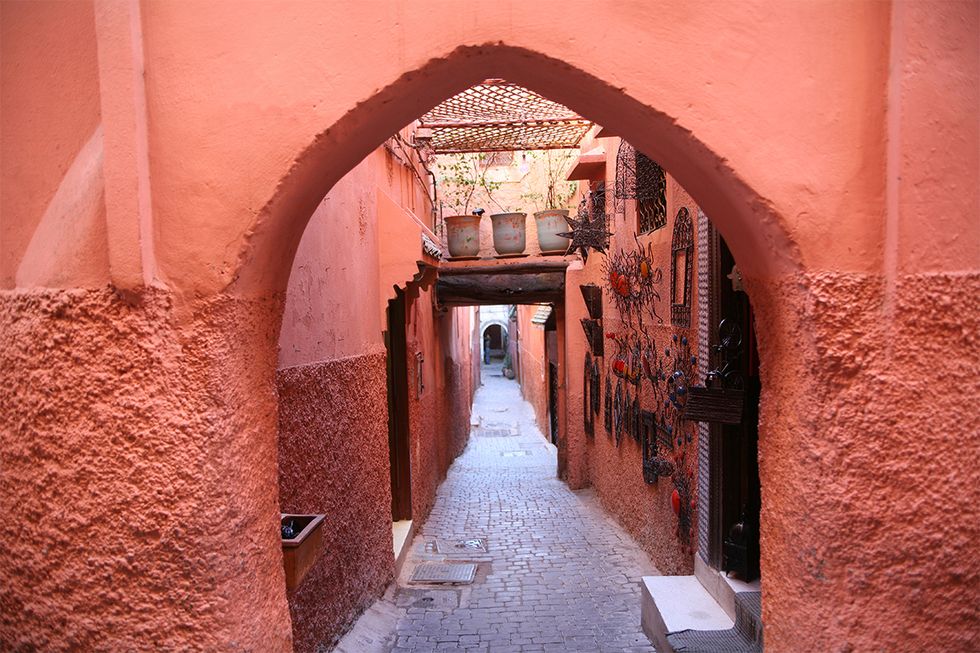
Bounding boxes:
516 304 550 438
273 134 471 650
276 352 392 652
0 0 108 288
2 3 977 652
406 287 475 524
564 146 704 574
0 289 293 651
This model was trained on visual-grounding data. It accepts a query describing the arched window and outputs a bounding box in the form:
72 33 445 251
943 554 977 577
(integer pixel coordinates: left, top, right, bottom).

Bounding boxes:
614 141 667 233
671 207 694 327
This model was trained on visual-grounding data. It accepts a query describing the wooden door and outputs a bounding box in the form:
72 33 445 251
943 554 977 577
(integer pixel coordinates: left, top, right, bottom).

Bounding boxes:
385 290 413 521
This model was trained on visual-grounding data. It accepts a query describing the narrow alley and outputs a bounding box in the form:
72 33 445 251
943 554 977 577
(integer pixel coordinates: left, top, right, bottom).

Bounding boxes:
4 6 977 652
339 362 659 653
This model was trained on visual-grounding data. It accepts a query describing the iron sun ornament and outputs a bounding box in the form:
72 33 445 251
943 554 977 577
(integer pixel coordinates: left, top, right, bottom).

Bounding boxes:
558 211 613 262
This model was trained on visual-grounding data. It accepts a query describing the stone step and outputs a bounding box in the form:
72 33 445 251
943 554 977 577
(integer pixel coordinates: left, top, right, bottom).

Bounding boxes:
640 575 762 652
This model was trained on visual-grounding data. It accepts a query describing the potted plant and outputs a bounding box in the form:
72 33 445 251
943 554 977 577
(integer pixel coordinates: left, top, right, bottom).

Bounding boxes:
436 154 505 258
521 150 577 254
489 211 527 255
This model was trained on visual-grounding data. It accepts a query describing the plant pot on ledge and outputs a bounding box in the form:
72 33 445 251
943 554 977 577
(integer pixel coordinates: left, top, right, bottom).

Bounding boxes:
533 209 571 254
281 513 325 590
490 212 527 256
445 215 482 258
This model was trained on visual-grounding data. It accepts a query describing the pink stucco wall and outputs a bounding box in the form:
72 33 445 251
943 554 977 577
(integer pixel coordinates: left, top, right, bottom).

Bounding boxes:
272 132 475 649
515 304 550 439
276 352 392 651
1 2 977 652
563 155 705 574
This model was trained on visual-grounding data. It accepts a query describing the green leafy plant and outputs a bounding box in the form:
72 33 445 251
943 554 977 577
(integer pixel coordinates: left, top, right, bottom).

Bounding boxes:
436 153 506 215
519 150 577 212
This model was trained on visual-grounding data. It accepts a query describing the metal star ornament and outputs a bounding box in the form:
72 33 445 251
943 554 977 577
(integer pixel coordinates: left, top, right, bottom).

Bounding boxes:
558 211 614 262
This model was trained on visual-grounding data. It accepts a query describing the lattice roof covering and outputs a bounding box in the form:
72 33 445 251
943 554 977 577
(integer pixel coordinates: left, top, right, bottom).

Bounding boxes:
419 80 592 153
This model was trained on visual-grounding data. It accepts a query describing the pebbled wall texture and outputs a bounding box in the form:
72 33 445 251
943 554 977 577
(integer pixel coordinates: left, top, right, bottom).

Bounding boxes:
750 271 980 653
0 288 293 651
557 170 704 576
1 2 977 651
275 350 393 652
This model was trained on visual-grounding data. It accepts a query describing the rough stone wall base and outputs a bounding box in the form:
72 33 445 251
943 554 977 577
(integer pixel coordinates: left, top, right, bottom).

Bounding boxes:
276 351 393 652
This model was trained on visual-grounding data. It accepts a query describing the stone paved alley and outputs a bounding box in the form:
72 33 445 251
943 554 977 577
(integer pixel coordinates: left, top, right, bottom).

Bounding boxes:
338 363 660 653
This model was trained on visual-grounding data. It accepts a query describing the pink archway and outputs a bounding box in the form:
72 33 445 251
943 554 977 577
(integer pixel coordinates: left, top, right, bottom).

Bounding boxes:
231 45 802 298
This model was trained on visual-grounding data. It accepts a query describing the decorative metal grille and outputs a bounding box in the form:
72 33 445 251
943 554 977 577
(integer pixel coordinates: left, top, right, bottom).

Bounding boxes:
671 207 694 328
589 181 606 222
604 374 613 434
584 353 595 437
614 141 667 233
418 80 592 153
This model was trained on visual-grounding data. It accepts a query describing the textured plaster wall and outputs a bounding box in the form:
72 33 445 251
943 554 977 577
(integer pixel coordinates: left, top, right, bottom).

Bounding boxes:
515 305 550 439
564 161 704 575
1 2 978 651
749 272 979 652
276 351 392 652
406 287 474 524
0 288 292 651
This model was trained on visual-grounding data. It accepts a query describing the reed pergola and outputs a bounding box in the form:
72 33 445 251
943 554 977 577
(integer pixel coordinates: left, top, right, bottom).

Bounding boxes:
418 80 592 153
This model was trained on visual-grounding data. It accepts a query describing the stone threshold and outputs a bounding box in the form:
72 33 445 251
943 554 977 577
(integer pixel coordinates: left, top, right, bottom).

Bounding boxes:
640 554 762 652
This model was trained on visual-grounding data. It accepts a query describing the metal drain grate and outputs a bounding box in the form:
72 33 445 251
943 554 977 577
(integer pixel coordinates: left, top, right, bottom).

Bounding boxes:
409 562 478 585
435 538 488 554
479 428 518 437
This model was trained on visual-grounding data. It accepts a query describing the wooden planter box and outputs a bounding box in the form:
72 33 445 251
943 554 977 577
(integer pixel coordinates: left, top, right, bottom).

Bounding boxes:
281 513 325 590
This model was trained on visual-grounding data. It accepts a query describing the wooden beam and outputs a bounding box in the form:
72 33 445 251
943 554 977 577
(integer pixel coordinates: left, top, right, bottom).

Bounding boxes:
439 258 572 276
436 272 564 305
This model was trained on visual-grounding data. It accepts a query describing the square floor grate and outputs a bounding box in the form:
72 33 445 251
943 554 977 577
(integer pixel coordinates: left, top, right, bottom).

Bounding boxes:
434 538 488 555
409 562 478 585
480 428 518 437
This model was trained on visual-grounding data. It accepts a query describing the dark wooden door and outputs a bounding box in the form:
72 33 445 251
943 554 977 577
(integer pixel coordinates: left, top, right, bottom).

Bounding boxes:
714 237 761 581
386 290 412 521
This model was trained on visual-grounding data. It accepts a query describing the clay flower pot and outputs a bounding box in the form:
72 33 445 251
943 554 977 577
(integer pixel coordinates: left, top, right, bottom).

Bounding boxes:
533 209 571 253
490 212 527 255
445 214 482 257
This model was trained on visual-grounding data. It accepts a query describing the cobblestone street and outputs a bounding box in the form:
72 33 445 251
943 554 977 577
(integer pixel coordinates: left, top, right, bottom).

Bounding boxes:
339 364 660 653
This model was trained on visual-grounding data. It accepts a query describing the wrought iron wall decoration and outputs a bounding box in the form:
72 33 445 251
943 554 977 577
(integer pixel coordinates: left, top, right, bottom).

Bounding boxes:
579 284 603 320
589 181 607 222
614 379 625 446
629 394 641 444
602 236 665 329
641 410 675 484
614 141 667 234
604 374 613 434
590 357 601 418
671 450 696 554
558 202 613 262
580 318 604 357
583 352 595 437
649 333 697 449
683 319 746 424
670 207 694 328
608 332 643 387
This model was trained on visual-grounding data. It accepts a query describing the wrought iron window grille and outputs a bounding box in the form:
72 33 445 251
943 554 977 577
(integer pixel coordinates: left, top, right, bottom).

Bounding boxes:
671 207 694 328
614 141 667 234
